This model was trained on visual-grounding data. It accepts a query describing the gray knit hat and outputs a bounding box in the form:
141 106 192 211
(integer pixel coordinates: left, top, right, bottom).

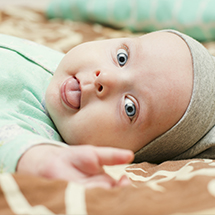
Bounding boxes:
134 29 215 163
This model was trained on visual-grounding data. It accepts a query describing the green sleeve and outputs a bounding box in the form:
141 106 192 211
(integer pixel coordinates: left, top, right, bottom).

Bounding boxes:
0 34 66 173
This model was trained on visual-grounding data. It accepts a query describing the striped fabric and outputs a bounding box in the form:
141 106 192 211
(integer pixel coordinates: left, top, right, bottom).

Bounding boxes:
1 159 215 215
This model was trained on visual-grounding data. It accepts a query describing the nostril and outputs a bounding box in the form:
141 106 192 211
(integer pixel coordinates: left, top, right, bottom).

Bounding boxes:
98 84 103 92
96 71 100 77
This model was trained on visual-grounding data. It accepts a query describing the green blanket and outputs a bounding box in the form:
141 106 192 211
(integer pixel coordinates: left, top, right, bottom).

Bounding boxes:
46 0 215 42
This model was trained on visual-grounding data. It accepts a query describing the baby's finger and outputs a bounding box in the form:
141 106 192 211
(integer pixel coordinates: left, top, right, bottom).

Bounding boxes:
67 146 133 175
79 173 117 189
117 175 131 187
94 147 134 166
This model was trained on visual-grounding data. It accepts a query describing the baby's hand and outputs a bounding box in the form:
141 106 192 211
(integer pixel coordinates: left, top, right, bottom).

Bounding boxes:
17 145 134 189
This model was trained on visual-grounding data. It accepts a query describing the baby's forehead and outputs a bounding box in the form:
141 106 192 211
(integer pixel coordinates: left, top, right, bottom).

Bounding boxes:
140 31 191 49
74 32 189 56
136 32 192 64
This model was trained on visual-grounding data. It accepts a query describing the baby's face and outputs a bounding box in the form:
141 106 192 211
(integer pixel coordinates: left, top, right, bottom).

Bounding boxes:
45 31 193 152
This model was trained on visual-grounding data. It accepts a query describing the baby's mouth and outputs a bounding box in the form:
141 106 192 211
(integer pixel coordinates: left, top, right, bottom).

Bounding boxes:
60 77 81 109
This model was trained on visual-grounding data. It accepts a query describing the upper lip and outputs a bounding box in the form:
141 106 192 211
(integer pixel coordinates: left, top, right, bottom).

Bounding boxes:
76 76 95 109
75 76 82 109
76 75 98 109
76 76 81 89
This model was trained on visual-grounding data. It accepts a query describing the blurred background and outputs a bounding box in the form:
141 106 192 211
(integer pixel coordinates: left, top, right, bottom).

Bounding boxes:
0 0 50 9
0 0 138 53
0 0 214 54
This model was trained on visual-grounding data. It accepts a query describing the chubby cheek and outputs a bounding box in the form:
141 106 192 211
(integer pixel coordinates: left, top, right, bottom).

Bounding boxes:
62 110 142 151
72 119 127 149
68 107 114 146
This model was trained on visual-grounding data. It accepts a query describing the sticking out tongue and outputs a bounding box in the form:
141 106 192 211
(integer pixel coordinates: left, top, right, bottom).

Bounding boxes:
61 77 81 109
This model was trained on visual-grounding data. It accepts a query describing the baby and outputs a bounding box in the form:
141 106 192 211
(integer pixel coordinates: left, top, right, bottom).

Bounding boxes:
45 30 193 154
1 29 215 188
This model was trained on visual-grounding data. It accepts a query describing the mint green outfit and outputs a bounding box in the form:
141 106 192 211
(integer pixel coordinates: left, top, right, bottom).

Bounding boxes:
0 34 65 173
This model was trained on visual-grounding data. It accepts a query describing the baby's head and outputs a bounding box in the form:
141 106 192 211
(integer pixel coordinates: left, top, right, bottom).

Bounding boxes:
45 30 215 163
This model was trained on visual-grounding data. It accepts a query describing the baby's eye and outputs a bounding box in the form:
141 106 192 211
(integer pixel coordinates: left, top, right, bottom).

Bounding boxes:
117 48 128 67
125 98 136 119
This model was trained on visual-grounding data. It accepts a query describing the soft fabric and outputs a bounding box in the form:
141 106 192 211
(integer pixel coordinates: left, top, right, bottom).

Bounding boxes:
135 29 215 163
46 0 215 41
0 34 66 172
1 159 215 214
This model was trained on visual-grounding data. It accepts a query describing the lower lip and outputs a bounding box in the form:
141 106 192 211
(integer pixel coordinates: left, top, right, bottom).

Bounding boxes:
60 77 81 110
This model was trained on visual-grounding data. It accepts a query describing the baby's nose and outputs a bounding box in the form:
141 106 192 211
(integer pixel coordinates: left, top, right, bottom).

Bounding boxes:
94 70 116 97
